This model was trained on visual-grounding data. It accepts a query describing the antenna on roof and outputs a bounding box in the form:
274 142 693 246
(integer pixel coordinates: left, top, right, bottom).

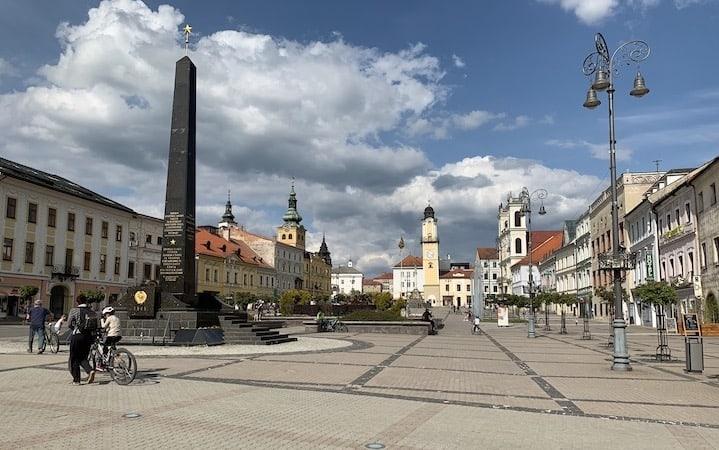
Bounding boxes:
652 159 661 172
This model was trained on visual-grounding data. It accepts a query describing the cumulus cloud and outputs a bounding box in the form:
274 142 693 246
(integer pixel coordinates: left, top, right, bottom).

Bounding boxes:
539 0 710 24
0 0 606 276
0 58 18 82
494 115 531 131
451 54 465 68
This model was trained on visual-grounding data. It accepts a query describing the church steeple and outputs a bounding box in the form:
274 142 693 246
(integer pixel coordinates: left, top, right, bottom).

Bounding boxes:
219 190 237 228
318 233 332 266
277 178 306 250
282 179 303 224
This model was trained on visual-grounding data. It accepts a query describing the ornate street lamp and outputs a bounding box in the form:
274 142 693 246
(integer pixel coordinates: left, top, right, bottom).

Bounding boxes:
582 33 650 371
519 187 548 338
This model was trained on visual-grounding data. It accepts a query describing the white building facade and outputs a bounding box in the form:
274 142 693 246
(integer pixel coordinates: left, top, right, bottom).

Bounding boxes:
331 260 364 296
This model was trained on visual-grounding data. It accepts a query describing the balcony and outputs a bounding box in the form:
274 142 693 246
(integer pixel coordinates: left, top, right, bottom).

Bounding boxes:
659 222 695 246
51 265 80 281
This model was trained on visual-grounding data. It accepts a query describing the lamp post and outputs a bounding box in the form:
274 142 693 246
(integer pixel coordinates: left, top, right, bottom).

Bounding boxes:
519 187 548 338
582 33 650 371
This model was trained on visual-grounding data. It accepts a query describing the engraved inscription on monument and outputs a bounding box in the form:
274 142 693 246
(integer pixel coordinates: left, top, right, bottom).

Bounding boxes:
161 211 185 282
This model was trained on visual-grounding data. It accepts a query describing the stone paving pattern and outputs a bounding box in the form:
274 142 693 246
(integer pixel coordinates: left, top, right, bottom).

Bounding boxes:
1 310 719 449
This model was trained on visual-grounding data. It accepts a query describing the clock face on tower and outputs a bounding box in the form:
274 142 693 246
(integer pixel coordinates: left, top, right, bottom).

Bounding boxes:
425 250 434 259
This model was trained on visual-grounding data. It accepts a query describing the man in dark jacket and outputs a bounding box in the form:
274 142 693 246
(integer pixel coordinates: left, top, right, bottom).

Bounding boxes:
27 299 51 354
67 294 97 385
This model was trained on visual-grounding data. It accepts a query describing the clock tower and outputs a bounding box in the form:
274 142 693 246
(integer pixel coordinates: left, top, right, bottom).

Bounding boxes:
421 204 440 303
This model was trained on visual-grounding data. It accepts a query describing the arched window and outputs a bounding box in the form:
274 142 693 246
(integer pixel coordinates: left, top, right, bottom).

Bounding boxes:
515 238 522 254
514 211 522 227
288 233 293 239
282 234 286 239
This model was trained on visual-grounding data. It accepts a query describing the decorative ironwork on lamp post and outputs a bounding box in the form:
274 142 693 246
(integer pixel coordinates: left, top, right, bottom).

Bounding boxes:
582 33 650 371
519 187 548 338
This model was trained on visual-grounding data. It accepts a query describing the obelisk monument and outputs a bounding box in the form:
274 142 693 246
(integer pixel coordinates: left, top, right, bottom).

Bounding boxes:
159 54 197 307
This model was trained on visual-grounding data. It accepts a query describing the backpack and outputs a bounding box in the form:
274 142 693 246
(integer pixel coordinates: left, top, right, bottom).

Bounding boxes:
76 308 98 333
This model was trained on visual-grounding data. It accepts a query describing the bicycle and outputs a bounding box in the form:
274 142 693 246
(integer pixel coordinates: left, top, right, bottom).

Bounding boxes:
39 324 60 354
321 317 348 332
88 331 137 385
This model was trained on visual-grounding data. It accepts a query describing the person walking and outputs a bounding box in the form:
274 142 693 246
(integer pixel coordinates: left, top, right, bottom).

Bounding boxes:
26 299 51 354
67 294 98 385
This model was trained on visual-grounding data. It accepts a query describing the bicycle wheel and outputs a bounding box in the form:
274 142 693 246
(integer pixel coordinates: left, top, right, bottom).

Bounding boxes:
335 322 348 333
48 333 60 353
39 332 47 353
88 345 99 371
109 348 137 385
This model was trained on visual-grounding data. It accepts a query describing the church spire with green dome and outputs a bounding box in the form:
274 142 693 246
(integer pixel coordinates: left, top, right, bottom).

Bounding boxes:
282 178 303 224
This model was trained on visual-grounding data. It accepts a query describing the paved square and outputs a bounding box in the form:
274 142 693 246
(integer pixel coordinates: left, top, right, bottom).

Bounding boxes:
1 310 719 449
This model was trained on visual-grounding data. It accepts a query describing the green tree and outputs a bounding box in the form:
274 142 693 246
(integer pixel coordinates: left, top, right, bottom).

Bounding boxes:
371 292 393 311
633 280 678 306
81 290 105 304
19 285 39 301
279 289 311 315
233 291 258 311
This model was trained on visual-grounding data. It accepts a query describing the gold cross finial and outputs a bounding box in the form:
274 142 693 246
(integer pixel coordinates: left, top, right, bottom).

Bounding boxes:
183 24 192 54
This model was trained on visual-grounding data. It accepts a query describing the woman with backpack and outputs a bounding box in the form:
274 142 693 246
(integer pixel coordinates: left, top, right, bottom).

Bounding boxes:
67 294 98 385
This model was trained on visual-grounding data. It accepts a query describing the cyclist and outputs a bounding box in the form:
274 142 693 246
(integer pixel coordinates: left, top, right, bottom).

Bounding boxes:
472 316 481 334
100 306 122 357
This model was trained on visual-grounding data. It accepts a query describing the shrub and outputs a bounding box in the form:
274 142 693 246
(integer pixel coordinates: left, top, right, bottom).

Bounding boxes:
342 310 406 321
280 289 311 315
372 292 393 311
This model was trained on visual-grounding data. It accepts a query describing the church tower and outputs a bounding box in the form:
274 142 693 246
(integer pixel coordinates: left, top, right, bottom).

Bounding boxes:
421 204 440 303
318 234 332 266
277 181 306 250
218 190 237 229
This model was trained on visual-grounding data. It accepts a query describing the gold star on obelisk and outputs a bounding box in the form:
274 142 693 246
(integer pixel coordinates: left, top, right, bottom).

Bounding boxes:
183 24 192 54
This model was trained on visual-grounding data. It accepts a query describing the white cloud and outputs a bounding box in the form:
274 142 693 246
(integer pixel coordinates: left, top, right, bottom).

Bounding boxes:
0 58 18 82
494 115 531 131
0 0 606 276
538 0 619 24
545 138 634 161
451 54 465 68
540 0 711 24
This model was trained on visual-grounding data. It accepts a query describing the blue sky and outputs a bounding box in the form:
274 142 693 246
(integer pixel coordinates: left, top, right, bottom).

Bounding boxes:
0 0 717 274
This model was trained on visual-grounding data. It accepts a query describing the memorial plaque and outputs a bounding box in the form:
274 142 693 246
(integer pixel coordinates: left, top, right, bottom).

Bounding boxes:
127 285 157 319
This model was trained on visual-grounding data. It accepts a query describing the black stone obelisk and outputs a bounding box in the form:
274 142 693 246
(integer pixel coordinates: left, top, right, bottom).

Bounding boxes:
159 56 197 307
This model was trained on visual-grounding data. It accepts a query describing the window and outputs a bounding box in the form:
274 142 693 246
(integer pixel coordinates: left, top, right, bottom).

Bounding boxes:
698 192 704 212
68 212 75 231
678 255 684 276
484 286 489 292
445 284 449 292
85 217 93 235
282 234 286 239
101 221 108 239
146 234 152 244
467 284 471 291
243 274 247 285
143 263 152 280
711 183 717 206
65 248 73 267
688 251 694 276
27 202 37 224
666 214 672 231
205 268 210 282
484 273 489 280
714 237 719 264
515 238 522 254
213 270 218 282
457 284 461 291
686 203 692 224
99 254 106 273
288 234 293 240
128 261 135 278
157 236 162 245
48 208 56 228
493 273 498 280
701 243 707 268
115 225 122 242
658 218 663 234
493 285 498 293
669 258 674 277
514 211 521 227
675 209 680 228
2 238 12 261
493 261 497 268
114 257 121 275
250 275 254 286
661 261 666 279
154 265 160 280
45 245 54 266
6 197 16 219
83 252 91 271
24 242 34 264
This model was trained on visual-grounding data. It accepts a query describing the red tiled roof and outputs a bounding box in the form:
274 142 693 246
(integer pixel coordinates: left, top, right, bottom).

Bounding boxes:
476 247 498 260
513 231 563 267
440 268 474 279
393 255 423 268
363 279 382 286
196 229 272 269
373 272 393 280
